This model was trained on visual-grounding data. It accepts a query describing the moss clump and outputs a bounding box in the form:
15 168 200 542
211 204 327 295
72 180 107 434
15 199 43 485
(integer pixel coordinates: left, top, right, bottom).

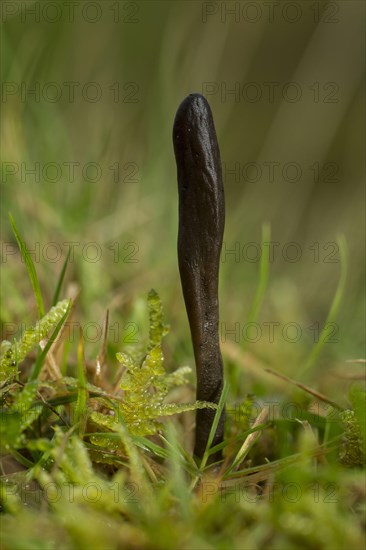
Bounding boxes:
339 409 365 467
92 289 216 438
0 299 70 384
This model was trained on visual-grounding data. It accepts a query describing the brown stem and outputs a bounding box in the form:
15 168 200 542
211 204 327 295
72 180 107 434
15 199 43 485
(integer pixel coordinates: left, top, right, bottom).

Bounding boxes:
173 93 225 460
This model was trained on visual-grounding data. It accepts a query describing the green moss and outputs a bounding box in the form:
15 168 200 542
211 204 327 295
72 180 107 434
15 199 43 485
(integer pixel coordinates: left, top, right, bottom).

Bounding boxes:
339 409 365 467
0 299 70 384
93 290 216 437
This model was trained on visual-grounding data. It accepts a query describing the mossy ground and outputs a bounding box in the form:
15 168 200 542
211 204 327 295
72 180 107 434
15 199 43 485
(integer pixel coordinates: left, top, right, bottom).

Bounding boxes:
0 237 365 548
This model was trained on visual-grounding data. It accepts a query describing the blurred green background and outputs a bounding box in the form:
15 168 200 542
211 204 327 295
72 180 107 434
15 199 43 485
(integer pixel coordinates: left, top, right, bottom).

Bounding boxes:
1 0 365 395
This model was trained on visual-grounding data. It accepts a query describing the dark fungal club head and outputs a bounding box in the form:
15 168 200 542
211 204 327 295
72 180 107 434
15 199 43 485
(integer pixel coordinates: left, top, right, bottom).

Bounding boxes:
173 93 222 180
173 93 225 461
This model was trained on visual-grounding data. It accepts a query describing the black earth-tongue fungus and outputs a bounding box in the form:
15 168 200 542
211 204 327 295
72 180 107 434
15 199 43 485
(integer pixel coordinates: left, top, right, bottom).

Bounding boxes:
173 93 225 461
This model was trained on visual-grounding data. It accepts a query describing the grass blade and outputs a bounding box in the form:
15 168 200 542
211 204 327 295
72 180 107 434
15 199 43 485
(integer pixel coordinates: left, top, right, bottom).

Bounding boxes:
133 436 170 459
199 382 229 470
231 222 270 394
165 423 192 519
74 327 88 436
29 301 71 382
227 407 270 474
159 434 199 475
244 221 271 341
9 212 45 318
51 247 71 306
301 235 348 376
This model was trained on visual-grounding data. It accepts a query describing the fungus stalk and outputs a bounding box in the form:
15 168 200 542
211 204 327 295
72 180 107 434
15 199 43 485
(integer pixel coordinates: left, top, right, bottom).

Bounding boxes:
173 93 225 460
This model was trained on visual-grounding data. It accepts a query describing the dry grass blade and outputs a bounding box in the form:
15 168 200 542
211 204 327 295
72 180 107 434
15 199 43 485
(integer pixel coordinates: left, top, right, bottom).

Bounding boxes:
330 359 366 379
264 367 343 410
94 310 109 388
223 441 338 486
330 372 366 380
39 339 62 381
230 407 270 473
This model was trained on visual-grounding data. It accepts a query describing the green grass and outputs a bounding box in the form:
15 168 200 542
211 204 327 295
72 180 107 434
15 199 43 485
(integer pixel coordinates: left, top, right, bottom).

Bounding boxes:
0 219 365 549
